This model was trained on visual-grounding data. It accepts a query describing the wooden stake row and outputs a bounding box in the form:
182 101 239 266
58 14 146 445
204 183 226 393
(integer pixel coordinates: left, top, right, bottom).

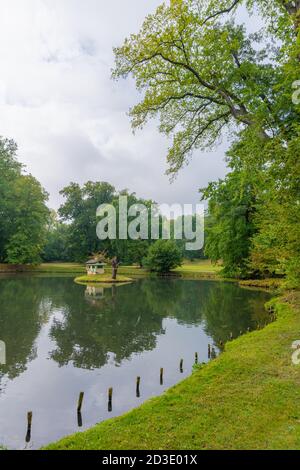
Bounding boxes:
25 326 266 441
25 350 213 440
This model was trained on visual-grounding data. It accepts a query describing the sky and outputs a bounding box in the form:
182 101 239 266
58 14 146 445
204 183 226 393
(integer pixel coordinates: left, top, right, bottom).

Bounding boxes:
0 0 232 210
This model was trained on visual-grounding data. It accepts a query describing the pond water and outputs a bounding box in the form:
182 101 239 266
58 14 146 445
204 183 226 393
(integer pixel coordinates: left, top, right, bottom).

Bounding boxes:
0 275 271 449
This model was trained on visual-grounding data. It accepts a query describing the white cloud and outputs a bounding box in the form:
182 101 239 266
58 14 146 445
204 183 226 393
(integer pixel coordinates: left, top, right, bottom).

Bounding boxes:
0 0 228 209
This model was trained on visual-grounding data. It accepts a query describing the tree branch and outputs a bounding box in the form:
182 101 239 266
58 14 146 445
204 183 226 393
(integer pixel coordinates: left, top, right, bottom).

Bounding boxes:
201 0 242 26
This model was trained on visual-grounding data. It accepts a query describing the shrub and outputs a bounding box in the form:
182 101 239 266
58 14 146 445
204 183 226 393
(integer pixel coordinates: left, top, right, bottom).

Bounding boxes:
144 240 183 273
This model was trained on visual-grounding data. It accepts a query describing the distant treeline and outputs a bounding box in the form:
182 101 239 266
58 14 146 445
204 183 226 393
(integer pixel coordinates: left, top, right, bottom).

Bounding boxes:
43 182 205 265
0 138 204 266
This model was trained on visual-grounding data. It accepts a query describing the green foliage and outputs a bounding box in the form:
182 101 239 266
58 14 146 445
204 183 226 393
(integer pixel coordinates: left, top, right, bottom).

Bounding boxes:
126 239 149 267
0 138 49 265
201 170 256 278
0 138 22 261
112 0 290 176
144 240 183 273
58 181 115 261
57 183 155 263
249 132 300 285
112 0 300 285
43 211 71 262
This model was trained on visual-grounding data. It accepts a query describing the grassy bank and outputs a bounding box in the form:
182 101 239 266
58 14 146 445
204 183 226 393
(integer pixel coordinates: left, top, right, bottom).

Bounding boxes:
239 279 283 289
45 291 300 450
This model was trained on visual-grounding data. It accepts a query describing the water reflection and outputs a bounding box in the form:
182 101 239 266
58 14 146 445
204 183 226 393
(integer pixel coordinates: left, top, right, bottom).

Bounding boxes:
0 277 271 378
0 275 271 449
49 281 165 369
0 277 47 381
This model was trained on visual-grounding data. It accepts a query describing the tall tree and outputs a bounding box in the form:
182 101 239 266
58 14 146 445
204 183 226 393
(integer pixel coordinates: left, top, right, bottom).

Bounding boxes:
112 0 300 175
58 181 116 261
5 175 49 265
0 138 21 262
0 137 49 265
112 0 300 283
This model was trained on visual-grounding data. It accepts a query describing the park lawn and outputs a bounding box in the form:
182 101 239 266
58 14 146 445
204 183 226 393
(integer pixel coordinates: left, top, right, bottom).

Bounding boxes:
45 292 300 450
26 260 220 279
33 263 85 273
31 263 148 276
175 259 221 273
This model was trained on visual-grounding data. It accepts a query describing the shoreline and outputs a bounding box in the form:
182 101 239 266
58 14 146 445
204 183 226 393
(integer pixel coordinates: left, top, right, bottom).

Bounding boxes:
44 291 300 450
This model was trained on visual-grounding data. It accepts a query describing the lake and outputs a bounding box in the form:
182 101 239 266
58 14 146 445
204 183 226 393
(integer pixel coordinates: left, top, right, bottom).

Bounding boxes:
0 275 271 449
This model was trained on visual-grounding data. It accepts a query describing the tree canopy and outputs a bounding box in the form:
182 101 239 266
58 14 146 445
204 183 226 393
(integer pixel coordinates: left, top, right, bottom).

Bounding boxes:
144 239 183 273
0 138 49 265
113 0 300 284
113 0 299 175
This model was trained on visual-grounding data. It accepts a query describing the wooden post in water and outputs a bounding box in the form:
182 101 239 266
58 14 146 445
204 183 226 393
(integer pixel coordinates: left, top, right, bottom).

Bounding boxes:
160 368 164 385
195 352 198 365
208 344 211 359
108 387 113 412
25 411 32 443
77 392 84 413
77 411 83 427
136 377 141 398
180 359 184 373
211 347 216 359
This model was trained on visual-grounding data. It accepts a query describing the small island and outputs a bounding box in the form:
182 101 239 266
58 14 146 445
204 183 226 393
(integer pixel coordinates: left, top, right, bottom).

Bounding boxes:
75 274 133 284
74 257 133 284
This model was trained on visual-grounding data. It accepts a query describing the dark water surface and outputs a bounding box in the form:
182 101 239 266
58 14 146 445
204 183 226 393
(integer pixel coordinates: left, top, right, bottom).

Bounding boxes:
0 275 271 449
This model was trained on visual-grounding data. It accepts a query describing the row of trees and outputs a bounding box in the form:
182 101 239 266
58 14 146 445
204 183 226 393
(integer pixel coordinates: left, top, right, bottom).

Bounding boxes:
43 181 202 267
0 139 203 271
112 0 300 285
0 141 201 268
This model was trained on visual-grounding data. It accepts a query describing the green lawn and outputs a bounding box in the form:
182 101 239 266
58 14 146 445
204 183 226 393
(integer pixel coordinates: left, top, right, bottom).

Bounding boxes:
33 263 85 273
30 260 220 277
45 292 300 450
175 259 221 273
29 263 147 276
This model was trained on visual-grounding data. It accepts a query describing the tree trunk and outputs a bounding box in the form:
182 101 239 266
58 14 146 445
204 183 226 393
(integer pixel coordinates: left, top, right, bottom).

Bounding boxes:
112 267 118 280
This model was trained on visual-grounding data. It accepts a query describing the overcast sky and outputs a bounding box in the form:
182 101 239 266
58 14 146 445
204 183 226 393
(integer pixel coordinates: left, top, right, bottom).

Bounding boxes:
0 0 231 210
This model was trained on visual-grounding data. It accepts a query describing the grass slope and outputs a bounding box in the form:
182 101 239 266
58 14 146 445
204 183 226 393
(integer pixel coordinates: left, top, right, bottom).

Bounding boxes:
45 292 300 450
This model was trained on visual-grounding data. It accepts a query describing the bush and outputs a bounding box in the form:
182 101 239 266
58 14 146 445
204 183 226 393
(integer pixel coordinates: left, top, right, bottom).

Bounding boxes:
144 240 183 273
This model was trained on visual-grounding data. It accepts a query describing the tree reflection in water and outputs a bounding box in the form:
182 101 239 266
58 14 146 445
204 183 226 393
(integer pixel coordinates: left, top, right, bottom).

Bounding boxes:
49 278 271 370
0 276 271 380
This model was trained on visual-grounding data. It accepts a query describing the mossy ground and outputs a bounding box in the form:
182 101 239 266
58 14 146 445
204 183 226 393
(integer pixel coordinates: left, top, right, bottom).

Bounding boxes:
45 292 300 450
